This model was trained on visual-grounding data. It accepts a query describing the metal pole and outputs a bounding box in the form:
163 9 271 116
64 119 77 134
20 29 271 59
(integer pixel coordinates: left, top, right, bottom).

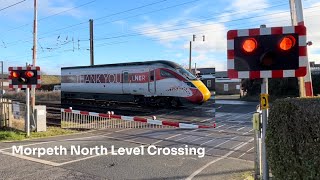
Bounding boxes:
289 0 305 97
1 61 3 99
90 19 94 66
26 88 30 137
31 0 37 110
189 41 192 72
261 78 269 180
254 129 260 179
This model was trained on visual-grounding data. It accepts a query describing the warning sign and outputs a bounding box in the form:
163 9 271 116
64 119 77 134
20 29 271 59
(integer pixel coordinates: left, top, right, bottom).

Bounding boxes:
12 102 20 119
260 94 269 110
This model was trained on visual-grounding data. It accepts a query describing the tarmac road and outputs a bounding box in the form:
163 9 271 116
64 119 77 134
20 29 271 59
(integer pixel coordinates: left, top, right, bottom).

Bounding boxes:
0 99 257 180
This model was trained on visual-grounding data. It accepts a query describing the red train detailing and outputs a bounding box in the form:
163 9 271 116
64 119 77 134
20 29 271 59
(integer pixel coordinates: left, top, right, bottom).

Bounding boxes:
185 88 204 103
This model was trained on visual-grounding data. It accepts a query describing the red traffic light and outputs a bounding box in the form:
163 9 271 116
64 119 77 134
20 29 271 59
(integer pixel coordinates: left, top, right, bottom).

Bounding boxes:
242 38 257 53
11 71 19 78
25 71 34 78
279 35 296 51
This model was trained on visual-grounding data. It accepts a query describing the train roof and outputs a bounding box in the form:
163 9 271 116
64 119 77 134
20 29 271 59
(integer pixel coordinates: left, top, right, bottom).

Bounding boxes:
61 60 182 70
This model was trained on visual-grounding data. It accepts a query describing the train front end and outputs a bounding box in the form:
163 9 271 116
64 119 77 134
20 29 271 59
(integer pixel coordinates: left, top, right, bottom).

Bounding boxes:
175 67 211 104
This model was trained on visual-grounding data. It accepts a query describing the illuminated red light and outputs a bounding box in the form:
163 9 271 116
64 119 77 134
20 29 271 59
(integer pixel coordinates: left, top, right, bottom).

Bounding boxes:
279 35 296 51
11 71 19 78
25 71 34 78
242 38 257 53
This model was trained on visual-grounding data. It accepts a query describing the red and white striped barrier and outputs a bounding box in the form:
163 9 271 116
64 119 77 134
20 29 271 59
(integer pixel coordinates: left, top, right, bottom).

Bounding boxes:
298 21 313 97
61 109 216 129
294 0 313 97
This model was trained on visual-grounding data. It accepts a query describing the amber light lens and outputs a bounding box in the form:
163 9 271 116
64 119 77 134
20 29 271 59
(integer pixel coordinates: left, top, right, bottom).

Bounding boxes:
279 35 296 51
25 71 34 78
242 38 257 53
11 71 19 78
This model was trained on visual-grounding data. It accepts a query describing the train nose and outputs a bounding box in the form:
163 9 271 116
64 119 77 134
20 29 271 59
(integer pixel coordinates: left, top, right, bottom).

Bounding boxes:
192 80 211 102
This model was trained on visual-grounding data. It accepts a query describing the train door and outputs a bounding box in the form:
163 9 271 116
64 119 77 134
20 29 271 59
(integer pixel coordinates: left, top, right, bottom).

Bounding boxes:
122 71 130 94
148 69 156 95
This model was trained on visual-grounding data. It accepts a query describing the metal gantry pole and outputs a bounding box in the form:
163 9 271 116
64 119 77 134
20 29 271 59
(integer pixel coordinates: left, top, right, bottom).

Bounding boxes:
31 0 38 111
1 61 3 99
261 78 269 180
89 19 94 66
189 40 192 72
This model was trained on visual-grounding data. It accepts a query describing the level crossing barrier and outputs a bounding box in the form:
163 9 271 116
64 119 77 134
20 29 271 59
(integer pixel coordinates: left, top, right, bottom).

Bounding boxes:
61 108 216 129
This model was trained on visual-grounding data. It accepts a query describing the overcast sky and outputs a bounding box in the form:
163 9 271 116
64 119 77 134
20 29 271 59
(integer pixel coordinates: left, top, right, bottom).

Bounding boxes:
0 0 319 74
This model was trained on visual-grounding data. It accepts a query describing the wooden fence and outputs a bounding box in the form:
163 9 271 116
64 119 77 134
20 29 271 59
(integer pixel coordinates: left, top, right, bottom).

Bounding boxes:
0 98 26 131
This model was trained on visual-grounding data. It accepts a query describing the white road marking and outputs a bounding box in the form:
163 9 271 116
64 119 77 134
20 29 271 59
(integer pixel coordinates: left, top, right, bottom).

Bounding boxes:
186 138 254 180
231 142 245 149
0 150 60 166
215 124 225 129
236 127 246 131
57 131 177 166
218 125 237 132
178 137 204 147
0 129 133 166
152 129 198 145
200 118 213 123
242 129 254 135
238 147 254 159
0 133 111 151
151 133 183 145
200 138 217 146
205 136 238 153
58 153 103 166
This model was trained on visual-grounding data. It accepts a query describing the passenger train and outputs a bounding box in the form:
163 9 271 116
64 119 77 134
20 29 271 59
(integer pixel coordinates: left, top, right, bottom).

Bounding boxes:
61 60 211 107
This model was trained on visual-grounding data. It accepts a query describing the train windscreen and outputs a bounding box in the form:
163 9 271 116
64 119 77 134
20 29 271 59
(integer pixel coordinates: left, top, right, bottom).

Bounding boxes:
176 68 197 80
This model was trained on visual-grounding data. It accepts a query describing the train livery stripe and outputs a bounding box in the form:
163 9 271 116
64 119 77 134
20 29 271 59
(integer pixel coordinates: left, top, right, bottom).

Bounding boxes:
61 109 216 129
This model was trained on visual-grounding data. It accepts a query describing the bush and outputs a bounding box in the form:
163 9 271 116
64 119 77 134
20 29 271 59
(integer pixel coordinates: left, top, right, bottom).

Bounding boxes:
266 98 320 180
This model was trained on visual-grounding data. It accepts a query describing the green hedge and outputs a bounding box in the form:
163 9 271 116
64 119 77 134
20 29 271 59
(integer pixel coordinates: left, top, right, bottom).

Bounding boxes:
266 98 320 180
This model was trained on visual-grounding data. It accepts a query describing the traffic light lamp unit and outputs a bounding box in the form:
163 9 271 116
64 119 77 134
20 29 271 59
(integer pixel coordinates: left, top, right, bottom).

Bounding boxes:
227 25 307 79
8 66 41 88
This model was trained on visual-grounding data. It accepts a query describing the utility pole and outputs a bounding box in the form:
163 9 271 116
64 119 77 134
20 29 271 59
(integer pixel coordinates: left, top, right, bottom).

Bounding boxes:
0 61 3 99
289 0 313 97
89 19 94 66
31 0 37 110
189 35 205 73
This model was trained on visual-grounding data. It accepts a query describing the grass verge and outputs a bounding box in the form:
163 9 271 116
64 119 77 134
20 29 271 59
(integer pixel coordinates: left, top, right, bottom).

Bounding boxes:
0 127 78 142
230 171 254 180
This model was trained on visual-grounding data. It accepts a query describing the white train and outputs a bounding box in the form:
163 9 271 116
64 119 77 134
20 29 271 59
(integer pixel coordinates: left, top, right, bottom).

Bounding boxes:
61 60 211 107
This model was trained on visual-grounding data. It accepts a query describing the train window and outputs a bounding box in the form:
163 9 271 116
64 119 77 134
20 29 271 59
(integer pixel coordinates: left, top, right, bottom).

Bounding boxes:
176 68 197 80
160 70 175 78
150 71 154 81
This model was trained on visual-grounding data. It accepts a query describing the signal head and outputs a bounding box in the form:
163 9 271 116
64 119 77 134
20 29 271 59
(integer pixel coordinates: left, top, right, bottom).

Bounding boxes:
11 71 19 78
25 71 34 78
242 38 257 53
279 35 296 51
227 25 307 79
